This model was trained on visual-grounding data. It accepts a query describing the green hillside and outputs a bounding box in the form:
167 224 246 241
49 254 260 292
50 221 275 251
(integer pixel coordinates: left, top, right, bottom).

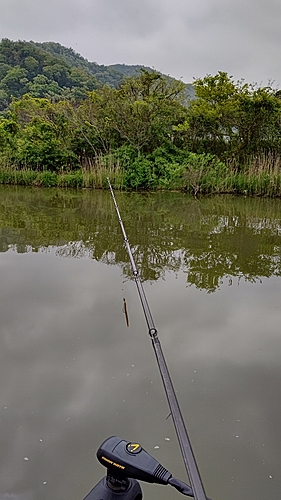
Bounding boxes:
31 41 127 87
0 39 125 110
0 38 194 110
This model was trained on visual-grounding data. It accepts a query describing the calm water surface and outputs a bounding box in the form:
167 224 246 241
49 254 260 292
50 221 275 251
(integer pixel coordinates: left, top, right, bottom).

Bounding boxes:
0 186 281 500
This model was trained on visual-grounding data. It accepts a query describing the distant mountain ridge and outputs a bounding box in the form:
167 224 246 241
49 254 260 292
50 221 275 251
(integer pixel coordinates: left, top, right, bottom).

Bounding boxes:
0 38 195 110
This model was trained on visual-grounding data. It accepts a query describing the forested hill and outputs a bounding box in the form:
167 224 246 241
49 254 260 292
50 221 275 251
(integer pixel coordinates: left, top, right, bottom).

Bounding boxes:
0 39 123 110
31 41 130 86
0 38 194 111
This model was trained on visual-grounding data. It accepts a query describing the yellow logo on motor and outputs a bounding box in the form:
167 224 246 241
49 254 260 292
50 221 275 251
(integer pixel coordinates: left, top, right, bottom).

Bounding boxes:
126 443 141 453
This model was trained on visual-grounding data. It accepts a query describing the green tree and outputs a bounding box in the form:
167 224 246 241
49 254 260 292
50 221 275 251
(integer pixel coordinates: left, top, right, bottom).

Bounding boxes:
9 95 77 170
0 63 11 80
23 56 39 77
183 72 281 164
0 66 28 97
72 86 120 156
0 114 19 164
27 74 63 99
112 70 187 153
0 88 9 111
75 70 187 157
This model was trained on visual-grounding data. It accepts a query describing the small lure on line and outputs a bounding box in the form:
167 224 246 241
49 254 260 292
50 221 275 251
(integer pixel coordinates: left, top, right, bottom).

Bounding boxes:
123 297 129 327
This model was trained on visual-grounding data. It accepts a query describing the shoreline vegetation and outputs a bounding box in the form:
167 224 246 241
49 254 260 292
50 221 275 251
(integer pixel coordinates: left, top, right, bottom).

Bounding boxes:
1 156 281 197
1 61 281 196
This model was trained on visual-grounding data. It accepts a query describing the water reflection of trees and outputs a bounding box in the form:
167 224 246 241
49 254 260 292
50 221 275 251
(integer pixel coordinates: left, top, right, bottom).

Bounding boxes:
0 186 281 292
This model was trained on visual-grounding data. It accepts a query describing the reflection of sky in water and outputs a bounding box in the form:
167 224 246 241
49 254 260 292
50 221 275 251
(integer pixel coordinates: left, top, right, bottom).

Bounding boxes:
0 249 281 500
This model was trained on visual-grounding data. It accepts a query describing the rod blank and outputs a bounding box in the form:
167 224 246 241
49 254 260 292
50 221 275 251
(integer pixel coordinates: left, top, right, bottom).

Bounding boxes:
107 179 208 500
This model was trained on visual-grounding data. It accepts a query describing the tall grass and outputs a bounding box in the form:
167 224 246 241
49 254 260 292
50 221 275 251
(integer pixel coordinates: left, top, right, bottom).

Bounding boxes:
0 152 281 196
0 156 125 189
180 153 281 197
80 154 124 189
224 154 281 197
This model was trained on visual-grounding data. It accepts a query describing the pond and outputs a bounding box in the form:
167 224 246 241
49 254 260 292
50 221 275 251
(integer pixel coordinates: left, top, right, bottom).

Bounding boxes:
0 186 281 500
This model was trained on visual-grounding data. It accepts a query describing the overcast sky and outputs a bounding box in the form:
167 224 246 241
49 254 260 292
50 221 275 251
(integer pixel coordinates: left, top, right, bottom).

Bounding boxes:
1 0 281 86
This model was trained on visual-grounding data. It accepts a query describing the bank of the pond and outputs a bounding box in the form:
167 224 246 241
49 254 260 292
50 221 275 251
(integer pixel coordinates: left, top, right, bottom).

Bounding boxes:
1 165 281 197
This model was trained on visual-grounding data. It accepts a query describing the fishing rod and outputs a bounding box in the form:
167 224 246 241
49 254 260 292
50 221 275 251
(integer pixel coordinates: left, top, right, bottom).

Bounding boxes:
107 179 209 500
83 181 210 500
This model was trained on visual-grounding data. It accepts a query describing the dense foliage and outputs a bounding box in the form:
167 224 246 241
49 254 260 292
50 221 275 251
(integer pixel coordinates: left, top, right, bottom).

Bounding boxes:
0 39 194 110
32 41 131 87
183 72 281 163
1 45 281 195
0 69 192 186
0 39 142 110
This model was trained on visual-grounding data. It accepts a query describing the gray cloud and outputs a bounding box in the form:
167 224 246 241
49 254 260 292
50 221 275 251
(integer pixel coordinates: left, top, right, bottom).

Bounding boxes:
1 0 281 84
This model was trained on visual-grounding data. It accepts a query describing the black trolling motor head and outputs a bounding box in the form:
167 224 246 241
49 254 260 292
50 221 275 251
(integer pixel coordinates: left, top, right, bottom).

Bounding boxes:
97 436 194 496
